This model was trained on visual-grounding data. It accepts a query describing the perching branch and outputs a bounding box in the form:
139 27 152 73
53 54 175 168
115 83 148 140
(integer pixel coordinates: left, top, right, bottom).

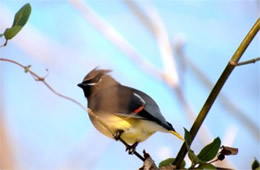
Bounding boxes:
173 18 260 167
0 57 145 162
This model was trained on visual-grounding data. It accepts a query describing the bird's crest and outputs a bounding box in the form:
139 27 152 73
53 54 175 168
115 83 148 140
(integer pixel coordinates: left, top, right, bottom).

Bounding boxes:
83 67 112 82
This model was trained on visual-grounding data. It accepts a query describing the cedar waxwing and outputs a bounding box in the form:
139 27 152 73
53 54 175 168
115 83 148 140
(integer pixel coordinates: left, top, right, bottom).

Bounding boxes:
78 68 183 153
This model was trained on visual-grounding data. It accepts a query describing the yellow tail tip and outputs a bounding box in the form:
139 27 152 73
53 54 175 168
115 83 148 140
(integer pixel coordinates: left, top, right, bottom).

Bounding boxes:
169 130 184 141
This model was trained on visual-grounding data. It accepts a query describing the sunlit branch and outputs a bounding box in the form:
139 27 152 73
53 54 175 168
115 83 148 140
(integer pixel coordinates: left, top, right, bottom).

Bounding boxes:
174 18 260 168
175 42 260 141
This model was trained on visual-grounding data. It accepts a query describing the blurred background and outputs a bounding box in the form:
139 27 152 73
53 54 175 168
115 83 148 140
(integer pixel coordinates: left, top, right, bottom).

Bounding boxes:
0 0 259 169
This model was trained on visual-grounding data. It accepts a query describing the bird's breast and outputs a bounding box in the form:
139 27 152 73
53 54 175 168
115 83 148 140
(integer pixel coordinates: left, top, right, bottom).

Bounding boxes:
88 111 157 144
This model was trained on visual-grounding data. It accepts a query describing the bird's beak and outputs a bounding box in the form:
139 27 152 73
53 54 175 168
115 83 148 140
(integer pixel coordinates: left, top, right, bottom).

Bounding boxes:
77 82 85 88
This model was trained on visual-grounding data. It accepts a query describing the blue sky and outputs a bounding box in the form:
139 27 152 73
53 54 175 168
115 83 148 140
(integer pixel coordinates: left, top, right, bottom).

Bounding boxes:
0 0 259 169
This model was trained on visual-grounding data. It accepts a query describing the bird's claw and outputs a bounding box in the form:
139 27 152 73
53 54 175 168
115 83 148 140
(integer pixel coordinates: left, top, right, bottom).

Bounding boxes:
113 130 124 141
126 142 138 155
126 146 135 154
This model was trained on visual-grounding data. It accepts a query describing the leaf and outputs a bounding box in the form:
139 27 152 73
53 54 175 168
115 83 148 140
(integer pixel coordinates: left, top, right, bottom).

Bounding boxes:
252 159 260 170
4 26 22 40
197 137 221 162
0 34 3 38
159 158 174 168
220 145 238 156
13 3 31 27
188 149 202 165
184 128 191 145
4 3 31 40
159 158 185 168
196 163 217 170
183 128 203 165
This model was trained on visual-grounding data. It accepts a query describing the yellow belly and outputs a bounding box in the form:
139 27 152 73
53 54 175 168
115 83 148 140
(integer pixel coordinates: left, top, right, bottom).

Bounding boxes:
89 113 165 144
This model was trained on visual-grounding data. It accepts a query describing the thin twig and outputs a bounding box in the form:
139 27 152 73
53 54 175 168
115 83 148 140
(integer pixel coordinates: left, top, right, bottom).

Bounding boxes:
0 58 86 111
208 158 219 164
234 57 260 66
118 138 145 162
0 39 8 47
173 18 260 167
0 57 145 162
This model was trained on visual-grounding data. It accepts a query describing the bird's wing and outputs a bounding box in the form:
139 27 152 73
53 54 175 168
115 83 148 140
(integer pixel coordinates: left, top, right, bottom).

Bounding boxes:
115 86 173 130
88 85 144 116
88 85 173 130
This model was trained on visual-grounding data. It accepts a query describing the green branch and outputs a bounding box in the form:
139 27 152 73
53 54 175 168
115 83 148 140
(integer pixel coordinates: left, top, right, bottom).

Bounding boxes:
173 18 260 167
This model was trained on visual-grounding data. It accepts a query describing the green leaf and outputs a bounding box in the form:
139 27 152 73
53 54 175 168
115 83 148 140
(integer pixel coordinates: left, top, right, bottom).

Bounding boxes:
159 158 185 168
0 34 3 38
4 26 22 40
184 128 191 145
4 3 31 40
197 137 221 162
184 128 202 165
188 149 202 165
13 3 31 27
159 158 174 168
252 159 260 170
196 163 217 170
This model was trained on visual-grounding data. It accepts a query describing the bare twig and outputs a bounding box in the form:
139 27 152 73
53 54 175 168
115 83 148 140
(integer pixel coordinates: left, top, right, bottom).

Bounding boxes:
208 158 219 164
0 57 145 162
118 138 145 161
232 57 260 66
0 58 86 110
0 39 8 47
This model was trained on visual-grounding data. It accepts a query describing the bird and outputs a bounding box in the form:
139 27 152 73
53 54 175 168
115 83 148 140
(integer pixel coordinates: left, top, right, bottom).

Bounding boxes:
78 68 184 154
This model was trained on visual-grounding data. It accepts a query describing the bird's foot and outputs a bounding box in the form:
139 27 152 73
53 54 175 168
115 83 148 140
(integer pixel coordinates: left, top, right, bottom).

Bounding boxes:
126 142 139 155
113 130 124 141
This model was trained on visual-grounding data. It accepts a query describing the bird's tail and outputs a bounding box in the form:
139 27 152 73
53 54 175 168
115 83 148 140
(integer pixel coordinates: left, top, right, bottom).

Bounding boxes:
169 130 184 141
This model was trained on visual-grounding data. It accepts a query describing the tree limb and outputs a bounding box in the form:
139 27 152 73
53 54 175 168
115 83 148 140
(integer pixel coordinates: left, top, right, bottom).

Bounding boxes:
173 18 260 167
